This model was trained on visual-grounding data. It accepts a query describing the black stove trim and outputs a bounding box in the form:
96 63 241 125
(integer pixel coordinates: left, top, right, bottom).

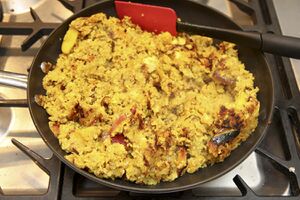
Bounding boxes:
0 139 62 200
0 1 3 22
0 8 58 51
0 1 84 52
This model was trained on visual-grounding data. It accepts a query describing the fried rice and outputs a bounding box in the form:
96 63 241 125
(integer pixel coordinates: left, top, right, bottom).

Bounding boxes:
36 13 260 185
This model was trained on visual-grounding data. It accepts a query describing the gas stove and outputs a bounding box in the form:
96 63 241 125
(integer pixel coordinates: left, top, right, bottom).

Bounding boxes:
0 0 299 199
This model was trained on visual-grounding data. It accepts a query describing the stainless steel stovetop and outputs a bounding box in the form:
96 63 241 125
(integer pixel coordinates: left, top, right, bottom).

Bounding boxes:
0 0 299 197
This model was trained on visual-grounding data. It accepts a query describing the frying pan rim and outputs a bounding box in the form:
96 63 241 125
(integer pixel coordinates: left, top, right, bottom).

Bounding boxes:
27 0 275 193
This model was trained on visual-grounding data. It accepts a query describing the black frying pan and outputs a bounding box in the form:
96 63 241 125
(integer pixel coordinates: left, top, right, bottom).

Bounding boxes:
0 0 274 193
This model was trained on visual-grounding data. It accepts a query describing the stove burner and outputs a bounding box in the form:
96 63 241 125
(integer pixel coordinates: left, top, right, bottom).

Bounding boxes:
1 0 46 14
0 97 12 143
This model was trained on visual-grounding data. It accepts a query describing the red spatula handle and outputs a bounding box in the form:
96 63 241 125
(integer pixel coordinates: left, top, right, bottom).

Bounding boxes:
115 1 177 35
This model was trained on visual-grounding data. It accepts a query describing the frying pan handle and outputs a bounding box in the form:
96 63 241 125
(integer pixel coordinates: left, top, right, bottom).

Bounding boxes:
0 70 28 107
0 70 27 89
261 33 300 59
0 99 28 107
177 22 262 49
178 22 300 59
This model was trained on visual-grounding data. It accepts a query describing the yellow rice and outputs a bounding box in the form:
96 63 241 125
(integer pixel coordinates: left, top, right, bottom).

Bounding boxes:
37 13 259 185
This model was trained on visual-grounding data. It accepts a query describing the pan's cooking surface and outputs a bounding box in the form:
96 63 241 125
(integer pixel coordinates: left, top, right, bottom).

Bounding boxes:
0 0 299 198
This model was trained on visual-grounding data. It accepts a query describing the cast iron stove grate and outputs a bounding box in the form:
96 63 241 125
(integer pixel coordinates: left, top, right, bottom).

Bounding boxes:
0 0 299 199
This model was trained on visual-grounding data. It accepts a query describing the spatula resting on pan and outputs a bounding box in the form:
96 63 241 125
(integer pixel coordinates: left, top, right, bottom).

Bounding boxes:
115 1 300 59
